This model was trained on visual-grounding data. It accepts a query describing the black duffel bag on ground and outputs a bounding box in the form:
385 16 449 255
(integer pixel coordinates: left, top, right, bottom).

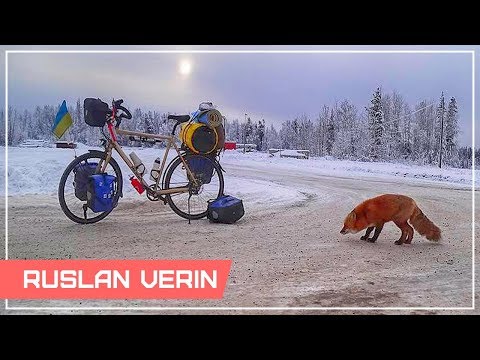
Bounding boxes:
207 195 245 224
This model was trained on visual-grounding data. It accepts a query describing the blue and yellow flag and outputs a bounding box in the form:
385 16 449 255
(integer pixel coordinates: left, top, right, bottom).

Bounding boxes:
52 100 73 139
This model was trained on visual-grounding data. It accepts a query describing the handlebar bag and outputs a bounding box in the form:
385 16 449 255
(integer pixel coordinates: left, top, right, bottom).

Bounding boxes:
73 162 98 201
84 98 110 127
86 173 116 212
207 195 245 224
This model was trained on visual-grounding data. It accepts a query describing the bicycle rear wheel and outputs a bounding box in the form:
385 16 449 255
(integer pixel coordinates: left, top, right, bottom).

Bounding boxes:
164 154 224 220
58 150 123 224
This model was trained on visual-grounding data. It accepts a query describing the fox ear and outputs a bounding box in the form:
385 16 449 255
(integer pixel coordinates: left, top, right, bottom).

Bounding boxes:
348 211 356 221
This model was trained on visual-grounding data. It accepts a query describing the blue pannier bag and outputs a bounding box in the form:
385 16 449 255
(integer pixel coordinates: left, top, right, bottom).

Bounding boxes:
187 156 214 184
207 195 244 224
86 173 116 213
73 162 98 201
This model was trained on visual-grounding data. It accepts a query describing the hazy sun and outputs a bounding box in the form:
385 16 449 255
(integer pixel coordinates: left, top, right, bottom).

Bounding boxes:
178 59 192 76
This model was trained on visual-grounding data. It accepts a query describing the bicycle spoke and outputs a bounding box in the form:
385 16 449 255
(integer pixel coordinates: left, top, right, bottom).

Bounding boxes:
165 154 224 219
59 154 122 224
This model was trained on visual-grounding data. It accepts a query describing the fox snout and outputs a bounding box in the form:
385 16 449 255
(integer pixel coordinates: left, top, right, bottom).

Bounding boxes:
340 227 347 234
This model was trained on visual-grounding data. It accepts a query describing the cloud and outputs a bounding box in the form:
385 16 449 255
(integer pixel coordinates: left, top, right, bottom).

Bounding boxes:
3 50 473 146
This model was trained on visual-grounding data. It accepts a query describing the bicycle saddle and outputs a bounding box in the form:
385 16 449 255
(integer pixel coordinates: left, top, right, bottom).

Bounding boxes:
168 114 190 123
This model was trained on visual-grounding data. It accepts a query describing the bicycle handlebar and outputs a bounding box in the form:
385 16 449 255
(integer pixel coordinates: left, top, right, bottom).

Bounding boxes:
108 98 178 136
116 105 132 119
110 99 132 120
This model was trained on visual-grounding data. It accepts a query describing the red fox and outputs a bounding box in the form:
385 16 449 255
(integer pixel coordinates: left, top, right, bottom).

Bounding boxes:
340 194 441 245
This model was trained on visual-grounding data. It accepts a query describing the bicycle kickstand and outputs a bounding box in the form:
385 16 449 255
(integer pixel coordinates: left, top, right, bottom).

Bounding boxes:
187 193 192 225
83 204 88 223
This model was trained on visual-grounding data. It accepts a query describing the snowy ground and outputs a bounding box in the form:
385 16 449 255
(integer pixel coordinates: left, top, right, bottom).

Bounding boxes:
224 150 477 188
0 146 307 207
0 145 477 314
0 146 476 198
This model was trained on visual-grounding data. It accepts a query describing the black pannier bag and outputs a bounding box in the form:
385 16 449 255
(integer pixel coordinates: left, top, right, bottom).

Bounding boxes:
187 156 214 184
73 162 98 201
207 195 245 224
84 98 110 127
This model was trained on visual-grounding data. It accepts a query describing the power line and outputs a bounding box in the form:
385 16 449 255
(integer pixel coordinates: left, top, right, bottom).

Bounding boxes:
379 102 436 126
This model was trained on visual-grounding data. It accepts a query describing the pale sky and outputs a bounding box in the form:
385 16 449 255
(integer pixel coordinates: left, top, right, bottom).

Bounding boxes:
0 46 475 146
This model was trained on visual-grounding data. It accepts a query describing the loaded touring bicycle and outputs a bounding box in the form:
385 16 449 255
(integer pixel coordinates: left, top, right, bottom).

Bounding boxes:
58 98 226 224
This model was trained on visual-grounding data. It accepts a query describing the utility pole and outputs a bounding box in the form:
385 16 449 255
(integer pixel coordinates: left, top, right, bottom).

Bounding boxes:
243 112 247 154
439 104 444 169
223 116 227 141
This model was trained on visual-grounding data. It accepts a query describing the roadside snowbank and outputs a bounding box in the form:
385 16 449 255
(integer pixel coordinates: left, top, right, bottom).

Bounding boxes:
221 150 476 187
0 146 475 201
0 147 306 207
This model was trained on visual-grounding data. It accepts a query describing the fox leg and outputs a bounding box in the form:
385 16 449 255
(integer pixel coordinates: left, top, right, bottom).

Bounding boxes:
394 222 409 245
367 224 384 243
361 227 374 241
403 223 414 244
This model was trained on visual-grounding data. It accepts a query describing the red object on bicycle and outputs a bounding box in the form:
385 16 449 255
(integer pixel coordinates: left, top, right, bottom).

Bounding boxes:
130 176 145 194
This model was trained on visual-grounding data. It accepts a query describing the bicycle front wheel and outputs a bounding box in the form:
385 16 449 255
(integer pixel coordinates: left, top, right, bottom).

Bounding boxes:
58 150 123 224
164 154 224 220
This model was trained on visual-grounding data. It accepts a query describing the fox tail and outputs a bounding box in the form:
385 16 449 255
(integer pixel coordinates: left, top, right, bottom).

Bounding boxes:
409 205 441 241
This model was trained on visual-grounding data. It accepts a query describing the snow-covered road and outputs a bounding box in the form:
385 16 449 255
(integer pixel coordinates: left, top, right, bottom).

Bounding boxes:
0 146 477 313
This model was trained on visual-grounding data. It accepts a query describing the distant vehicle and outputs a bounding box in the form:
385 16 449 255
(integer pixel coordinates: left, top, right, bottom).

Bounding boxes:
269 148 310 159
236 143 256 152
268 148 283 156
56 141 77 149
279 150 309 159
224 141 236 150
18 139 50 148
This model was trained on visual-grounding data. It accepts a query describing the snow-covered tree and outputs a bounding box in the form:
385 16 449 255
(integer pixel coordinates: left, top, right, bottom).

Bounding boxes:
457 146 473 168
325 109 335 156
315 106 329 156
3 91 466 167
0 109 4 145
264 124 280 149
255 119 266 150
242 117 253 144
412 100 436 164
401 103 413 159
332 100 358 159
389 91 404 159
435 92 446 166
367 88 385 161
444 97 459 165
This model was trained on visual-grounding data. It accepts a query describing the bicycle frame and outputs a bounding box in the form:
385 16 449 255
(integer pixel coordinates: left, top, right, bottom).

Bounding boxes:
98 121 199 198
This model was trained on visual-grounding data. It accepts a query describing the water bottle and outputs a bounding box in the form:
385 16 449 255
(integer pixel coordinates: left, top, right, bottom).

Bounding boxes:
129 176 145 194
129 151 145 177
150 157 162 182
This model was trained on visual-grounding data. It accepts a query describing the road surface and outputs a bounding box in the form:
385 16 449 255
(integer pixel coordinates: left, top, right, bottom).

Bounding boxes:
0 161 477 314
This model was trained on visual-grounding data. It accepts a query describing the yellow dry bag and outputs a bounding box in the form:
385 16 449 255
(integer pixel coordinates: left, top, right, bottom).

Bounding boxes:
180 122 219 154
